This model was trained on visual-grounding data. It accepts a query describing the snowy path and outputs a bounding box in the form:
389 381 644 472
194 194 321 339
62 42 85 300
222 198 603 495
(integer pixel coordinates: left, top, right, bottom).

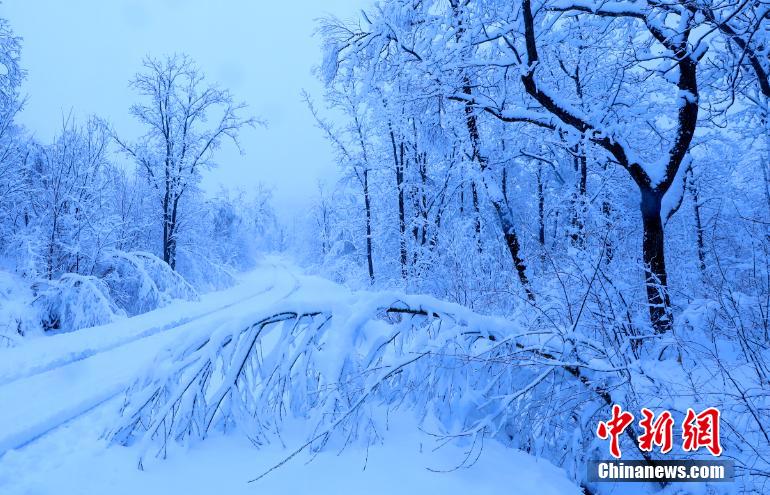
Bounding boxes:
0 259 582 494
0 259 300 455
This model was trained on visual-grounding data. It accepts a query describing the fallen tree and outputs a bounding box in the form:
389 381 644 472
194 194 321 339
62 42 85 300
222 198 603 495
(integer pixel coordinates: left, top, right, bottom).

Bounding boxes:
110 279 679 485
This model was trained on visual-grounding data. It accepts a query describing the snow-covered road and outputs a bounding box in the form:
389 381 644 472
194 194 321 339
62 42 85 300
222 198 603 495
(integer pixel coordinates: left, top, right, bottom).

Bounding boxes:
0 259 582 494
0 259 300 455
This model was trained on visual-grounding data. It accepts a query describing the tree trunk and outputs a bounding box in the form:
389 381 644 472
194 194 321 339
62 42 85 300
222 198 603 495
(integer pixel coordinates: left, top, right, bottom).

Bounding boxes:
166 232 177 271
687 168 706 275
601 161 614 264
569 149 587 248
363 168 374 284
448 0 534 297
388 126 408 279
162 184 171 267
168 195 181 271
418 153 429 248
47 214 57 280
162 192 181 271
471 181 482 253
397 142 407 277
537 165 545 248
602 199 614 264
461 83 534 301
640 188 672 334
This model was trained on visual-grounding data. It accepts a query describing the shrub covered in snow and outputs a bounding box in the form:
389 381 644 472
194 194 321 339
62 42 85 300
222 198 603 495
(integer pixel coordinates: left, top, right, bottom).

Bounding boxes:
96 251 198 317
1 251 204 337
174 247 237 292
0 270 40 345
32 273 125 333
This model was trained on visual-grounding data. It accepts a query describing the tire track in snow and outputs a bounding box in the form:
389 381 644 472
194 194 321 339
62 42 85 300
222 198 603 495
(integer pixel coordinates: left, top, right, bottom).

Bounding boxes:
0 282 277 387
0 264 302 456
0 261 302 387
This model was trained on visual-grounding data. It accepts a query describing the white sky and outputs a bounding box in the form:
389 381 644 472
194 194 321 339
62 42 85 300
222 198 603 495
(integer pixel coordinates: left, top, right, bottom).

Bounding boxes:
3 0 361 216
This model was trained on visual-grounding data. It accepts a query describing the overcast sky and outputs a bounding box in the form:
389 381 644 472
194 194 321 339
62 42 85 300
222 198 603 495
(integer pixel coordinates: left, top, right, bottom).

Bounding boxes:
3 0 361 216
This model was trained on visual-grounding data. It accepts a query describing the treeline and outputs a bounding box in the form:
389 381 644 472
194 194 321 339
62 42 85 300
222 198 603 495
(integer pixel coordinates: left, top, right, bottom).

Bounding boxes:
0 20 275 338
296 3 770 485
303 0 769 336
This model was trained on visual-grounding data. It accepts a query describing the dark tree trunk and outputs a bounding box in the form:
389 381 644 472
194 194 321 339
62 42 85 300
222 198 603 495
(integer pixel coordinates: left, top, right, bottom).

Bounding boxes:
398 143 407 273
570 145 587 248
537 165 545 247
47 215 57 280
602 199 614 264
162 183 171 267
363 168 374 284
169 195 181 270
161 191 182 271
320 206 330 255
461 82 534 300
687 168 706 275
501 166 509 203
166 232 177 271
471 181 482 253
448 0 533 300
162 218 170 266
389 126 408 279
640 188 672 334
600 161 614 264
418 153 429 247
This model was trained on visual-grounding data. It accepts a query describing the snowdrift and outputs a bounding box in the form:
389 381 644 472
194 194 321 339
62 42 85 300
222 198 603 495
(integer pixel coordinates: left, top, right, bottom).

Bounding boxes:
33 273 124 333
97 251 199 317
7 251 201 338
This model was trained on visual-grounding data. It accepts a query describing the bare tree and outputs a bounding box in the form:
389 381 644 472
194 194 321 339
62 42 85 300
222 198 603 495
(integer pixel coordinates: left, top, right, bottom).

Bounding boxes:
115 54 256 270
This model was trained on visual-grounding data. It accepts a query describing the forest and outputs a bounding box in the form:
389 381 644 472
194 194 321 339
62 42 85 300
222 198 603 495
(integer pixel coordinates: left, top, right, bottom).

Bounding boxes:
0 1 768 494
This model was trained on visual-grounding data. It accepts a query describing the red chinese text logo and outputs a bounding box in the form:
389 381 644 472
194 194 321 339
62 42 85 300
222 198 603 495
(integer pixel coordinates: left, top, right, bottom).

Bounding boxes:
596 404 634 458
597 405 722 458
638 408 674 454
682 407 722 456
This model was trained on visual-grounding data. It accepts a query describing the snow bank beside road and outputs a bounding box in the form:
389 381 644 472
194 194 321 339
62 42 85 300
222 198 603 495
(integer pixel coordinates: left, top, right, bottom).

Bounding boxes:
0 260 287 386
0 259 299 454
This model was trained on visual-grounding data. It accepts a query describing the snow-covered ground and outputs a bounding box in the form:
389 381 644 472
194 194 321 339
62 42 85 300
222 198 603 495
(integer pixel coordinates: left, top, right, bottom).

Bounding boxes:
0 259 581 495
0 402 580 495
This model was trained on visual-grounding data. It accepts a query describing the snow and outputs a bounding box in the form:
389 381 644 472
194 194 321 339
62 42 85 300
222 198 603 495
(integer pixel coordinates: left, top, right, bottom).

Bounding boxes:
0 259 299 453
0 403 580 495
0 270 37 346
0 259 291 386
0 258 582 495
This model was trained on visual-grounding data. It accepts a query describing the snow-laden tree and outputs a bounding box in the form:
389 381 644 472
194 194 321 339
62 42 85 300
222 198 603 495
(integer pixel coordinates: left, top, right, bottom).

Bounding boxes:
114 54 257 270
306 90 378 284
288 9 770 490
28 117 113 279
0 16 28 271
311 0 769 336
0 45 272 335
111 269 770 490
